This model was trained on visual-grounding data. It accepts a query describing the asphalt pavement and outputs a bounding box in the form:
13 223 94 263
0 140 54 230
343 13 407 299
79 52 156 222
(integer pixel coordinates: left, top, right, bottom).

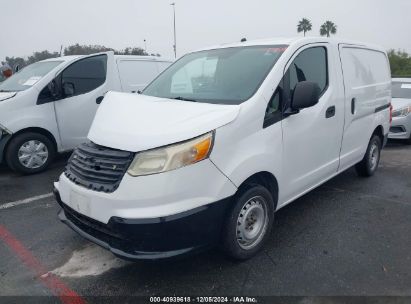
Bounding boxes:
0 142 410 300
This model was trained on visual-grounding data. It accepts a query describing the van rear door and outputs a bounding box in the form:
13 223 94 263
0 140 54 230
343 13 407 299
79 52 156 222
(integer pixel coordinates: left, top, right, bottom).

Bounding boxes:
53 52 115 150
338 46 391 170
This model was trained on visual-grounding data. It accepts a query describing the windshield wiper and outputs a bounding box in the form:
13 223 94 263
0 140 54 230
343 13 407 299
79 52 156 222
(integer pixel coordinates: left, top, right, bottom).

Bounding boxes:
172 96 198 102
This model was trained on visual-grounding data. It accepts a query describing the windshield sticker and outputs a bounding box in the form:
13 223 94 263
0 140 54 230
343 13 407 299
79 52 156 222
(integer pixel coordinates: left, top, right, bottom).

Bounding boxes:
22 76 42 86
401 84 411 89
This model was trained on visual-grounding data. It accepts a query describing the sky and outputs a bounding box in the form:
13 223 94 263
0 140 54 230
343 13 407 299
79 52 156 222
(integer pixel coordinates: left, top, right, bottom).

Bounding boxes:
1 0 410 61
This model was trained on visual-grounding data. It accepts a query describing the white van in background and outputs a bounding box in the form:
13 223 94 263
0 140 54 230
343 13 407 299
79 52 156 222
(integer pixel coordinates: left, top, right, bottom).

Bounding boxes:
54 37 391 261
0 52 172 173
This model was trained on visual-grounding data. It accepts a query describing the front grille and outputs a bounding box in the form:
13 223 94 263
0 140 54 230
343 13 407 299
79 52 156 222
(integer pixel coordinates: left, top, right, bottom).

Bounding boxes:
65 142 135 193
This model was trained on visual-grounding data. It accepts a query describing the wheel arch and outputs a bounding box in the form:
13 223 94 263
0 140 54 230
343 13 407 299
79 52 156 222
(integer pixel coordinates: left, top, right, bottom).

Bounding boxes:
236 171 279 210
372 125 384 143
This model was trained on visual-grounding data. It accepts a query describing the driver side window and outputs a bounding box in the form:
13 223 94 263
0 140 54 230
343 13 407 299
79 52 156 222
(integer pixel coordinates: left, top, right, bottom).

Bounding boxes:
263 46 328 128
38 55 108 104
288 47 328 99
61 54 107 97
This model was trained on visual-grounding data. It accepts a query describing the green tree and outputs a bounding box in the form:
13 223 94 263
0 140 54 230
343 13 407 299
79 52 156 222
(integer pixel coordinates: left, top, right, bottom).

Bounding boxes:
5 56 26 70
320 21 337 37
116 47 147 56
27 50 59 65
388 49 411 76
64 44 114 55
64 44 148 56
5 51 58 70
3 44 155 69
297 18 312 36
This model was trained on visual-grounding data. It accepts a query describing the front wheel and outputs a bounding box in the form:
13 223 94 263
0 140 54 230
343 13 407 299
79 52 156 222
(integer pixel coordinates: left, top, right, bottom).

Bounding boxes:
355 135 382 177
5 132 56 174
222 185 275 260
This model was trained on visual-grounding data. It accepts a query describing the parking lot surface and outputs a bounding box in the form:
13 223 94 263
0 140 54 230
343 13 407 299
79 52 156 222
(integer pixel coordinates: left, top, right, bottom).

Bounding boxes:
1 143 411 298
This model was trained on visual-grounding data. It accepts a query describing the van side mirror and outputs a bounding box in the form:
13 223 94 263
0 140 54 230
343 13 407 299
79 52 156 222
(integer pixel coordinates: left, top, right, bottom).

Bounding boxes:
63 82 75 97
291 81 321 110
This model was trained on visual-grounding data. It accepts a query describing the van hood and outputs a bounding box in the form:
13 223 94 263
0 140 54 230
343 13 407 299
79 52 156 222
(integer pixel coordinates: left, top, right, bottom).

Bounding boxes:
88 91 240 152
0 92 17 101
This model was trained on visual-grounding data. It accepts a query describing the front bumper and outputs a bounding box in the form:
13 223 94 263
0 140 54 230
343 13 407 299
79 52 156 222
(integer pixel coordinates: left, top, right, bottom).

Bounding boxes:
54 187 232 260
388 115 411 140
57 159 237 223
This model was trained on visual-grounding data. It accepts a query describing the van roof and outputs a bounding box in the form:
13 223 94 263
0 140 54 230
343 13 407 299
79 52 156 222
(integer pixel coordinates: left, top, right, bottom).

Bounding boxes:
193 36 386 53
40 53 173 64
113 55 173 62
41 55 83 63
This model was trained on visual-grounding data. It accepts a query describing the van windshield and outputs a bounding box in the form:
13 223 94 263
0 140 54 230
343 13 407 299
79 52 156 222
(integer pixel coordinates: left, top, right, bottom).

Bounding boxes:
143 45 287 105
392 81 411 99
0 61 63 92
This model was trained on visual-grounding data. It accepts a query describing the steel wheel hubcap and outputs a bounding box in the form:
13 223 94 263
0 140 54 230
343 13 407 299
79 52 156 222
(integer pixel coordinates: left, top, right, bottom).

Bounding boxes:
236 196 269 250
18 140 49 169
369 143 379 171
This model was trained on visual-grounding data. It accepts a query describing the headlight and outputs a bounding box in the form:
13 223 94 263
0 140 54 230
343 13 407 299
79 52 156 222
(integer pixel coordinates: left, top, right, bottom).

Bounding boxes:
392 106 411 117
127 132 214 176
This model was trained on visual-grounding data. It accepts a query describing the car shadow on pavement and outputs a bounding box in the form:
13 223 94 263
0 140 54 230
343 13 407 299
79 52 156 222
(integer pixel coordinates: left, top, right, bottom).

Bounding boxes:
74 164 411 296
385 139 411 149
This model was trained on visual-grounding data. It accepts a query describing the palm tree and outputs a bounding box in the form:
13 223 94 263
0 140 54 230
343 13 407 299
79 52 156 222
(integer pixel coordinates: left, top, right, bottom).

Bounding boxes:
297 18 313 37
320 21 337 37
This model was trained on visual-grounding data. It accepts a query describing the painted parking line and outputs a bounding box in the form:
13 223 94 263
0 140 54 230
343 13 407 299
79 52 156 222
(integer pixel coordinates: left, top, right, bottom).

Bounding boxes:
0 193 53 210
0 225 86 304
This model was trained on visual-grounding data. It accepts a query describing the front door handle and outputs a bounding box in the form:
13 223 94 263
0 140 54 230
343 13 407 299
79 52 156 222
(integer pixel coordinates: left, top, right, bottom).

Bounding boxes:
325 106 336 118
351 98 356 114
96 96 104 104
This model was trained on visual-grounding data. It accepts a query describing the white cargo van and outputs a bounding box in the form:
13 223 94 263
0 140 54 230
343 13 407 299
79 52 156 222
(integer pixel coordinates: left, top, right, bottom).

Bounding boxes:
54 38 391 260
0 52 172 173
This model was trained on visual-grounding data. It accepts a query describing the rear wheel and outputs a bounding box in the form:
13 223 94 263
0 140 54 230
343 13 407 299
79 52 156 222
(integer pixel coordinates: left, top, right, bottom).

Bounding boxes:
5 132 56 174
355 135 382 177
222 185 275 260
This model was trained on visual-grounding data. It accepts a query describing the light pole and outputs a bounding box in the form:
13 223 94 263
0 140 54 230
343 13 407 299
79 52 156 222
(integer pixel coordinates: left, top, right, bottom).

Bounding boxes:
144 39 147 53
170 2 177 58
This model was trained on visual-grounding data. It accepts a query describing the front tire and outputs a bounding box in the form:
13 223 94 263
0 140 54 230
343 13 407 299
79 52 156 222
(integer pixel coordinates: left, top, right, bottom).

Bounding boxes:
5 132 55 174
355 135 382 177
222 185 275 260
